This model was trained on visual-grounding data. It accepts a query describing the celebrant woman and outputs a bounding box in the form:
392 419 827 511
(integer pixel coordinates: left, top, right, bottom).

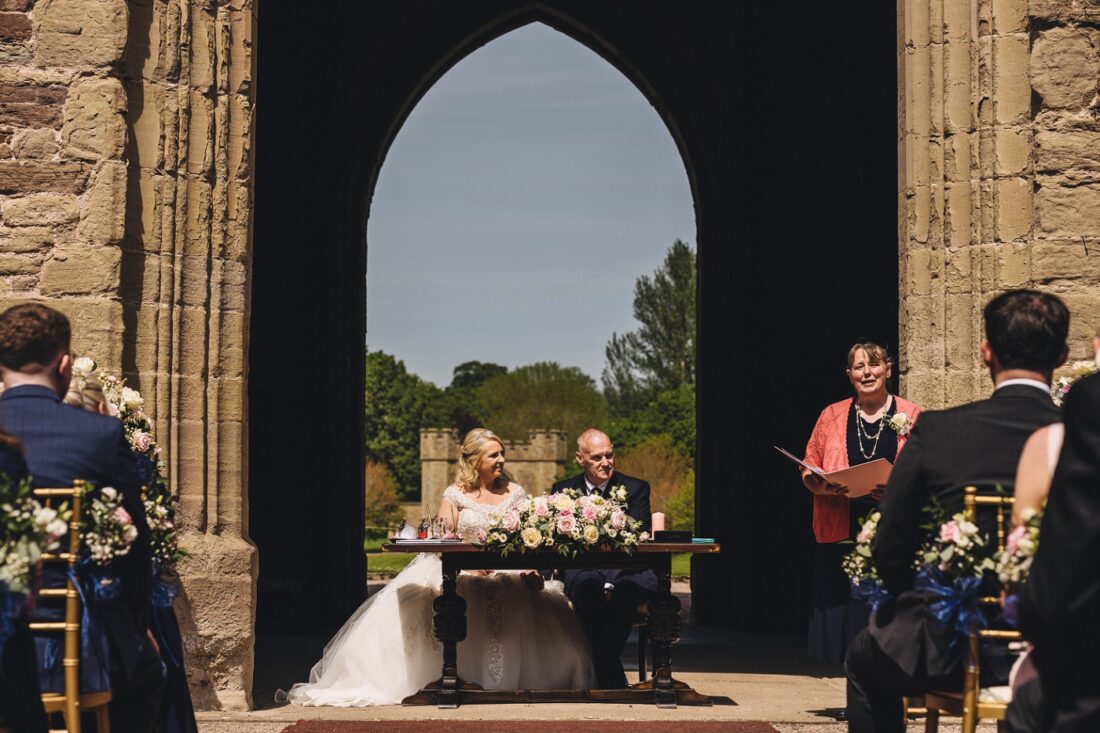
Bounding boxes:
281 428 594 706
800 341 923 665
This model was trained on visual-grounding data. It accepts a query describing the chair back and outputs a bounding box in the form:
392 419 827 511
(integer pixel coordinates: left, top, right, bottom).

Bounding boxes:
28 482 85 733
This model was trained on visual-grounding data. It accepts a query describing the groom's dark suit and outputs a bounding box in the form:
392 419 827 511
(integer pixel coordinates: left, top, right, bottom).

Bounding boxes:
845 383 1060 733
1017 373 1100 732
0 385 164 733
551 470 655 689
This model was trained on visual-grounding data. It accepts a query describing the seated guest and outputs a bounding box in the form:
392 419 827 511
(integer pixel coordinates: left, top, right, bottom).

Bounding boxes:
551 429 654 689
845 289 1067 732
0 429 47 733
801 341 922 669
1015 369 1100 731
0 303 164 732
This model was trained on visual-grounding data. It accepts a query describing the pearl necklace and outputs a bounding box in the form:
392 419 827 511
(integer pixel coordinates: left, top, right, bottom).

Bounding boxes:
854 397 890 461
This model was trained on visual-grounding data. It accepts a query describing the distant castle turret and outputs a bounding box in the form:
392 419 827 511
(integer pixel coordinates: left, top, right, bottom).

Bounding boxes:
419 429 569 516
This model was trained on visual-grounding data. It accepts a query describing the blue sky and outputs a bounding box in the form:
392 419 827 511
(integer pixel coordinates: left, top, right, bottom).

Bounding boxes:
366 22 695 388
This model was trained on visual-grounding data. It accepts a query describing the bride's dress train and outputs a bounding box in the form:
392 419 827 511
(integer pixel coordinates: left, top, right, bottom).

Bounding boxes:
284 485 595 706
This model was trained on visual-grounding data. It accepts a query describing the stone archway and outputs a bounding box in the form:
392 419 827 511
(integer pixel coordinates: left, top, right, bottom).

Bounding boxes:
0 0 1093 710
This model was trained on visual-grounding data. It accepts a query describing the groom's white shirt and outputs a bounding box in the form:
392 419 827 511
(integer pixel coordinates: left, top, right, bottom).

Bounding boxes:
584 476 611 495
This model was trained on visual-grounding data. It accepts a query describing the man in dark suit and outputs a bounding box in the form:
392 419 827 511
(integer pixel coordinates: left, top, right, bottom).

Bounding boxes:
551 428 656 689
1013 370 1100 732
0 303 164 732
844 289 1068 732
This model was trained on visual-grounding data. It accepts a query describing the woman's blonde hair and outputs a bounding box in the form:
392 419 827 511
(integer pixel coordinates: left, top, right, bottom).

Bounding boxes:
454 428 512 491
846 341 894 371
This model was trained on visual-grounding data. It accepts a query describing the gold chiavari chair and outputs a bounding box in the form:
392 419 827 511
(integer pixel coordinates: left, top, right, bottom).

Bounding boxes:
28 483 112 733
923 485 1020 733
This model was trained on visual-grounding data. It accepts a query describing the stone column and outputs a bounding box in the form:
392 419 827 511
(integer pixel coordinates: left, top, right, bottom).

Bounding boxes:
122 0 257 711
899 0 1033 407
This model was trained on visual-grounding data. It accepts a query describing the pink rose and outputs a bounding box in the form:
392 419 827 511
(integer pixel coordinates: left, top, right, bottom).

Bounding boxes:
112 506 133 526
1006 525 1026 556
132 430 152 452
939 520 961 544
611 510 627 530
502 511 520 532
476 528 488 543
557 514 577 534
857 525 874 544
534 498 550 517
581 506 597 521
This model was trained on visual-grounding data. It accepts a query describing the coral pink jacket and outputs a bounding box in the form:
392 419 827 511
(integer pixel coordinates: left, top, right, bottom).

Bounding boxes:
803 396 923 543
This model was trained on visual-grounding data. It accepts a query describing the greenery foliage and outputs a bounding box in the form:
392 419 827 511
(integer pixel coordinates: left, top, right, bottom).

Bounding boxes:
477 362 608 446
364 461 405 538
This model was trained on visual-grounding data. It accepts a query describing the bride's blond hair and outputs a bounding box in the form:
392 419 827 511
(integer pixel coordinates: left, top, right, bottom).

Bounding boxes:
454 428 512 492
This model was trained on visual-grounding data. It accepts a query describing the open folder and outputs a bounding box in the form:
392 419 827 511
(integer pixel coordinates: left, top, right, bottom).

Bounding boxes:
774 446 893 498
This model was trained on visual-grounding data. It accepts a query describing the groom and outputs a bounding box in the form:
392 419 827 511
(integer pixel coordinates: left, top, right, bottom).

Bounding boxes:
552 428 656 689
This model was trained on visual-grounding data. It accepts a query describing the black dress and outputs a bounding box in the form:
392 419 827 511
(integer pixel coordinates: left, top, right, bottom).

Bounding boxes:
806 399 898 664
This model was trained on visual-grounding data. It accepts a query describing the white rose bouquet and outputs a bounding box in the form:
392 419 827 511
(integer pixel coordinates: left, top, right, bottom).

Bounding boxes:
477 485 649 557
83 485 139 566
0 475 68 594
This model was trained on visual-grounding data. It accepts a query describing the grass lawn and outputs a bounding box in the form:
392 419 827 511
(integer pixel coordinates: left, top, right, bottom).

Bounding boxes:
366 552 414 575
365 549 693 578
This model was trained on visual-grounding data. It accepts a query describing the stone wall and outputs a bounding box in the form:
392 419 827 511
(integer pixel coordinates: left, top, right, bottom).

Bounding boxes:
898 0 1100 408
420 429 568 515
0 0 256 711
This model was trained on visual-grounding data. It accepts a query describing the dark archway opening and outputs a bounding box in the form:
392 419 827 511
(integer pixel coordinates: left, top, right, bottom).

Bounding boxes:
249 0 897 695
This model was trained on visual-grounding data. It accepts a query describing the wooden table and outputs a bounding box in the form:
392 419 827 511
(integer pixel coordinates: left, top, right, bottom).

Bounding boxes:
381 541 720 709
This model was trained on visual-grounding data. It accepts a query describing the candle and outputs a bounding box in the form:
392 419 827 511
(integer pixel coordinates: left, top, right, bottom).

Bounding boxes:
651 512 666 532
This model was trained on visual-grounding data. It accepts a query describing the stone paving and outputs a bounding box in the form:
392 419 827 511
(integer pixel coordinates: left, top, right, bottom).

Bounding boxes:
196 582 996 732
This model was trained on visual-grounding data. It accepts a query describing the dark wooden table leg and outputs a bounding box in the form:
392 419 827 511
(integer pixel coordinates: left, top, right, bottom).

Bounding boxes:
433 555 466 708
647 553 682 708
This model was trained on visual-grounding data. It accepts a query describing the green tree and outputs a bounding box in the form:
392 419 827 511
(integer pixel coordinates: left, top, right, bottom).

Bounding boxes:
609 382 695 457
443 361 507 436
603 240 696 416
364 350 447 498
476 362 608 444
364 461 405 540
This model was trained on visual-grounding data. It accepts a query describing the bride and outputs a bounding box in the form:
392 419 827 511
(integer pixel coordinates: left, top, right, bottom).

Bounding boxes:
283 428 595 706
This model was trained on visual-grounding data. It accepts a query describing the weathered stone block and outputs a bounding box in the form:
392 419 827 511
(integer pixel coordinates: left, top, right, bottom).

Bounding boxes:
1036 130 1100 174
994 177 1032 241
996 242 1031 288
0 83 65 128
77 160 126 245
11 128 59 160
0 161 88 194
0 11 31 42
39 245 120 294
0 226 51 252
1030 27 1100 111
0 1 32 10
0 252 40 274
992 34 1029 124
991 0 1027 34
1037 179 1100 237
62 78 126 162
994 127 1030 176
1031 240 1100 283
1 192 78 225
34 0 127 68
43 297 123 363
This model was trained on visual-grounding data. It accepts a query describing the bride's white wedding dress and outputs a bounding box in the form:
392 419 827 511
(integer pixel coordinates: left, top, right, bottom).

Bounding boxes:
284 484 595 706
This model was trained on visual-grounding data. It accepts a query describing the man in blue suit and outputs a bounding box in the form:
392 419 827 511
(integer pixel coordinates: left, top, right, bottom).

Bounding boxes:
0 303 164 732
552 428 656 689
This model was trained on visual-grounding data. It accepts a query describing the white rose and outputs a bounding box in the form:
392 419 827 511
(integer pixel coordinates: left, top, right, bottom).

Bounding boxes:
100 487 118 502
582 524 600 545
121 387 144 411
521 527 542 548
73 356 96 377
34 506 57 528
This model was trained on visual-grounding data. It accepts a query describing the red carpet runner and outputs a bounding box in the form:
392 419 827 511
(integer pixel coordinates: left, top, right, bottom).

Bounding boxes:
282 723 779 733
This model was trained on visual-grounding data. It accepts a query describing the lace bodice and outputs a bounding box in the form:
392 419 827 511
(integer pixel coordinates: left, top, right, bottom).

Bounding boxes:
442 484 528 539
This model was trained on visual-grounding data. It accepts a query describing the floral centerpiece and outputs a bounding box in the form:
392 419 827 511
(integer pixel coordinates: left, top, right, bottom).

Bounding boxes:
477 486 649 557
914 506 996 645
0 474 68 653
1052 360 1098 407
